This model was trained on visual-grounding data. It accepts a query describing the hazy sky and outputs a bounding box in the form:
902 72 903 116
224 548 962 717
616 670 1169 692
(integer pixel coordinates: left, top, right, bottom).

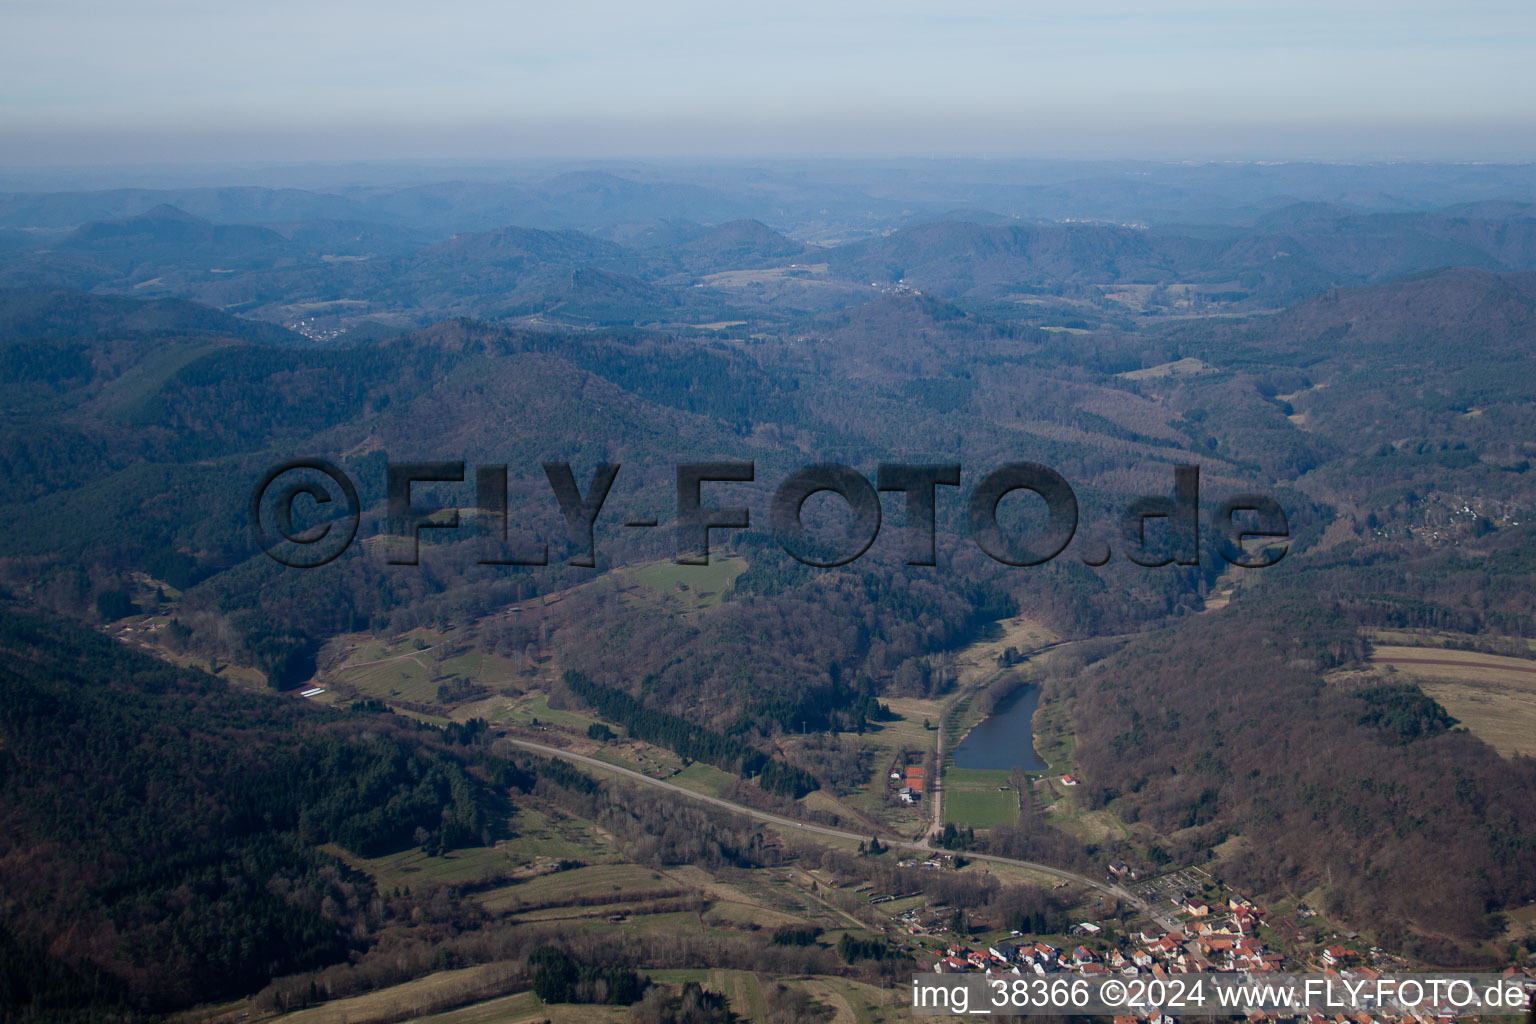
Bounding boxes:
2 0 1534 164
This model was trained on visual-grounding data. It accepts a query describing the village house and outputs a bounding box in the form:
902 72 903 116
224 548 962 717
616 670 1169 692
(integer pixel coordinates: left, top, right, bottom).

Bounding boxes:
990 939 1025 962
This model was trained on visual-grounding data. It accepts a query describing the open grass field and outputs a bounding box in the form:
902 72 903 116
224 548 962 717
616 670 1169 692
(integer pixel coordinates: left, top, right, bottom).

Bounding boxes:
619 555 747 611
1366 628 1536 656
1031 695 1075 773
327 842 521 891
323 803 617 893
1364 644 1536 757
646 969 768 1021
841 695 941 830
325 629 526 710
272 960 904 1024
950 616 1057 688
339 657 439 703
494 691 602 733
942 786 1019 828
668 761 738 797
701 897 809 930
499 806 614 862
697 264 831 288
272 964 523 1024
1038 777 1132 844
1116 356 1218 381
402 991 545 1024
638 969 905 1024
944 767 1013 788
583 739 689 779
477 863 675 914
435 646 520 686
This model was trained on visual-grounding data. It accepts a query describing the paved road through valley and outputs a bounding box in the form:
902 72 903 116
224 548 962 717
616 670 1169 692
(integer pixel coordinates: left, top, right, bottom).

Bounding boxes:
502 736 1173 930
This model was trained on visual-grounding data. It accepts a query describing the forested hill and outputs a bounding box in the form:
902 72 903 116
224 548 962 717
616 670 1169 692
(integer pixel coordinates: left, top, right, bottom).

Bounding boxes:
1066 592 1536 958
0 604 499 1018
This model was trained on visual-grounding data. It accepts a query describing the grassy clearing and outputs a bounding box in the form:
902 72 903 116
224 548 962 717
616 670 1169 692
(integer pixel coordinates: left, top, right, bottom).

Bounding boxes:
503 807 614 862
668 761 738 797
329 631 525 710
495 691 601 733
585 740 687 778
95 341 236 417
337 655 438 704
702 898 810 930
697 264 830 288
813 976 908 1024
945 767 1012 788
951 617 1057 688
477 863 673 914
1362 644 1536 757
1417 683 1536 758
839 695 940 831
326 842 522 892
1368 644 1536 684
620 556 747 611
436 647 520 686
408 991 632 1024
1040 780 1131 844
401 990 541 1024
1117 356 1217 381
942 787 1019 828
1365 628 1536 656
1031 697 1075 773
646 969 768 1020
272 964 520 1024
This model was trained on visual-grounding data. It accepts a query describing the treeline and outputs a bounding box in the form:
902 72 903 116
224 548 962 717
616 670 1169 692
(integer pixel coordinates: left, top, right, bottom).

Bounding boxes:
0 607 498 1017
562 671 818 798
527 946 645 1005
511 745 791 870
1068 592 1536 958
812 847 1068 937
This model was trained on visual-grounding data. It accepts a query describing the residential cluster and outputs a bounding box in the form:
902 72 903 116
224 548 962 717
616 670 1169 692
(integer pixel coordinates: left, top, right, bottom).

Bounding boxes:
917 880 1536 1024
930 893 1291 978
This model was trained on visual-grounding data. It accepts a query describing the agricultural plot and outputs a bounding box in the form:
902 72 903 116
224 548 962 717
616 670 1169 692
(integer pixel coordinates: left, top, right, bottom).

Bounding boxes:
271 964 525 1024
477 863 676 915
1366 644 1536 757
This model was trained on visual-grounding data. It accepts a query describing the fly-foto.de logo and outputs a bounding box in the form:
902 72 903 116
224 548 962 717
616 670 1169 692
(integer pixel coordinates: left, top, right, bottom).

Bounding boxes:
249 459 1289 571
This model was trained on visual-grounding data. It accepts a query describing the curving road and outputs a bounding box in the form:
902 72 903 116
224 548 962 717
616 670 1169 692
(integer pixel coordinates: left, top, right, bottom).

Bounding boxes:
502 736 1169 928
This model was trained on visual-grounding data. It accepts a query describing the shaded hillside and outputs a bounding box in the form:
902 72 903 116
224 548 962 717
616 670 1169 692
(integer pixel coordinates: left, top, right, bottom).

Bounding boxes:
1152 268 1536 499
676 219 806 268
1068 593 1536 958
826 220 1174 296
0 286 300 345
0 605 497 1015
825 208 1536 308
